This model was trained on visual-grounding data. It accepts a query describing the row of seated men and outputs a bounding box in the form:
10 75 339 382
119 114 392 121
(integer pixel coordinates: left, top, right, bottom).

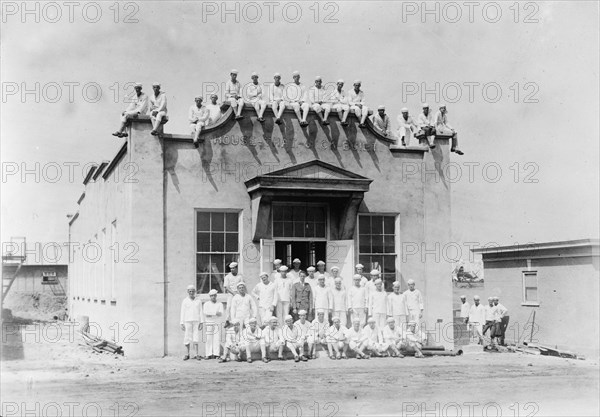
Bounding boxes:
459 294 510 349
110 71 463 154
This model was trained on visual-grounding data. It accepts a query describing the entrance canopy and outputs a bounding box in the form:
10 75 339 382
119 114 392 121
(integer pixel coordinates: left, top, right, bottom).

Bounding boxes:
244 160 373 242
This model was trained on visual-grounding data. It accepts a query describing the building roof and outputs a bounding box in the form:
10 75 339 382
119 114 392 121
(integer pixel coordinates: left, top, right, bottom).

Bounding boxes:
471 239 599 262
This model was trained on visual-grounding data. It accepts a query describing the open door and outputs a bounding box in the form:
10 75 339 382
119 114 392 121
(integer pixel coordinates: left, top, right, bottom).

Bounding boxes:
327 240 354 289
260 239 275 278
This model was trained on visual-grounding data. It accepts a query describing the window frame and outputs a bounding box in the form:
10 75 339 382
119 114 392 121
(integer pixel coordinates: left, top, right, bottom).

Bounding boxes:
522 270 540 306
195 209 241 294
271 202 329 240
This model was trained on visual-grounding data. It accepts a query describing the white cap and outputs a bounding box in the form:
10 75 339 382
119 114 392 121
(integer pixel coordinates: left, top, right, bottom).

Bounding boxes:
251 71 258 77
237 282 246 288
293 258 301 264
317 274 325 280
330 266 339 271
274 72 281 77
337 79 344 84
332 316 340 322
352 318 361 323
374 278 383 285
260 271 269 278
401 107 409 112
230 69 238 74
354 79 361 85
377 105 385 110
208 289 218 296
493 296 499 300
392 281 401 288
387 317 395 323
315 75 322 81
353 274 362 280
355 264 364 269
152 82 161 87
134 82 142 88
232 319 241 325
439 103 447 108
229 262 238 268
298 310 307 315
248 317 257 323
187 285 196 291
292 70 300 76
210 93 218 99
407 279 415 284
194 95 203 100
370 269 380 276
317 260 325 266
334 277 342 283
273 259 282 265
422 102 429 108
307 266 316 272
473 295 480 300
460 295 466 299
269 316 279 323
367 317 376 323
285 315 293 322
279 266 289 272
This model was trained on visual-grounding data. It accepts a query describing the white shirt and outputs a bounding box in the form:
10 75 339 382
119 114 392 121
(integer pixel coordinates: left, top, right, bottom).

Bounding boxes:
331 287 347 312
311 318 329 339
180 297 202 324
484 304 497 321
416 111 434 128
397 115 417 131
387 292 408 317
403 289 424 311
313 285 333 310
348 89 365 105
371 113 391 136
308 86 327 104
460 301 471 319
347 285 367 309
495 303 508 318
274 276 293 302
206 103 222 124
332 88 348 104
223 273 244 295
247 82 263 100
468 303 486 324
252 281 278 309
363 325 383 343
242 326 264 343
149 91 168 114
189 104 210 123
202 300 224 323
369 290 388 315
263 326 284 345
344 326 365 343
270 83 285 102
225 80 241 99
382 325 401 343
284 82 307 103
306 275 319 292
230 293 256 321
327 325 347 342
294 319 312 340
125 92 148 114
435 110 453 130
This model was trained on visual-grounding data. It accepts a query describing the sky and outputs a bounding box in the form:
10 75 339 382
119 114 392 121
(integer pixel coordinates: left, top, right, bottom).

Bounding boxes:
1 1 599 264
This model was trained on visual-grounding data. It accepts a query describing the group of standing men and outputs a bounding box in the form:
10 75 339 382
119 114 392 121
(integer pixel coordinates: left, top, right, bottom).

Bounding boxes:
180 260 430 362
111 70 464 155
459 295 510 349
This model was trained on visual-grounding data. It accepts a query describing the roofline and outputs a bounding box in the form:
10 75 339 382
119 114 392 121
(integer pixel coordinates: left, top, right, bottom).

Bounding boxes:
471 238 600 254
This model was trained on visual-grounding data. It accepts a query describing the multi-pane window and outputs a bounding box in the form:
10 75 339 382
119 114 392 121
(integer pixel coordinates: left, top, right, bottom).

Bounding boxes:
358 215 397 291
273 204 327 238
196 211 239 294
522 271 538 304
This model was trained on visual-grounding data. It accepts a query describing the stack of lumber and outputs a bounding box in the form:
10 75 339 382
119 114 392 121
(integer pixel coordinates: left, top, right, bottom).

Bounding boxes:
80 331 124 355
513 341 582 359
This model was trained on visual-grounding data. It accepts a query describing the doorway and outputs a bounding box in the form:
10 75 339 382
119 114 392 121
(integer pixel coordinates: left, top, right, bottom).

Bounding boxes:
274 241 327 268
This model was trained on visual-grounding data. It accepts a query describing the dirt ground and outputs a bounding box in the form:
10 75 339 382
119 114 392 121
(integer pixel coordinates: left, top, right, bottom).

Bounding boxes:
1 323 599 417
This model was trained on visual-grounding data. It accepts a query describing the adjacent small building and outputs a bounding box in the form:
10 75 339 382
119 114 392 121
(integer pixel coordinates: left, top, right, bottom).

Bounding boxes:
472 239 599 357
69 101 457 357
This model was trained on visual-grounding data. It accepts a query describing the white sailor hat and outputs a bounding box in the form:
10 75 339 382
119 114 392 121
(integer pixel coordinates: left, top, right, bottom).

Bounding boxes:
279 265 289 272
334 277 342 283
407 279 415 284
210 93 218 98
473 295 480 300
374 278 383 284
332 316 340 322
232 319 241 325
293 258 301 264
355 264 364 269
187 284 196 291
229 262 238 268
251 71 258 77
273 259 282 265
487 297 493 301
307 266 316 272
370 269 381 275
493 296 499 300
134 82 143 88
284 315 293 322
387 317 396 323
208 289 218 296
298 310 307 315
422 102 429 108
230 69 238 74
353 274 362 280
367 317 376 323
274 72 281 77
460 295 467 299
353 79 361 85
269 316 279 323
194 95 203 100
317 310 325 315
316 260 326 266
236 282 246 288
337 79 344 84
401 107 409 112
152 82 161 87
439 103 447 108
248 317 257 323
259 271 269 277
407 321 417 326
352 317 361 324
392 281 401 288
317 274 325 280
315 75 322 81
292 70 300 76
377 104 385 110
330 266 339 271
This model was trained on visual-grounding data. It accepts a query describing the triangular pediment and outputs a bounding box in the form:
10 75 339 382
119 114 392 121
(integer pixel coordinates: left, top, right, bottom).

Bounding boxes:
263 160 370 181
